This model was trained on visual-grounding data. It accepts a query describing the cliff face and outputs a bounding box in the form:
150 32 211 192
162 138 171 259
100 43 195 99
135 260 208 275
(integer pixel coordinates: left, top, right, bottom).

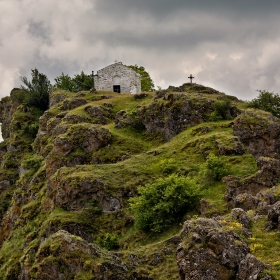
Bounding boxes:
0 85 278 279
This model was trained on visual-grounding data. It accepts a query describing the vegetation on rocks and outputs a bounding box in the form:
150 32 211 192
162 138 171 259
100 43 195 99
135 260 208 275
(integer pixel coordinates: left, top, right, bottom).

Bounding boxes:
126 64 155 91
247 89 280 118
130 174 202 232
12 68 51 111
0 82 279 279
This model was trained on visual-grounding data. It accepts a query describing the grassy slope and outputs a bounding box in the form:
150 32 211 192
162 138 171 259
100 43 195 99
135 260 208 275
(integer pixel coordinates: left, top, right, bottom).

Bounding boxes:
0 88 279 279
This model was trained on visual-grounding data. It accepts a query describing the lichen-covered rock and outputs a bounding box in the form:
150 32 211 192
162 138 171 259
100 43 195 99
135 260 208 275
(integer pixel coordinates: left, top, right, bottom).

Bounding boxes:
115 110 141 129
61 97 88 110
177 218 269 280
49 93 66 107
224 157 280 209
266 201 280 230
21 230 131 280
236 253 270 280
167 83 221 94
138 93 213 141
138 92 239 141
231 208 252 237
85 105 112 124
0 91 19 139
215 137 245 156
231 208 251 228
0 193 23 245
53 124 111 156
0 180 10 192
233 110 280 159
48 173 121 212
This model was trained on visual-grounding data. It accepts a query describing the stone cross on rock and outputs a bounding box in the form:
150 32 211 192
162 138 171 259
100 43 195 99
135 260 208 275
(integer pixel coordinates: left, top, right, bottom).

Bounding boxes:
188 74 195 83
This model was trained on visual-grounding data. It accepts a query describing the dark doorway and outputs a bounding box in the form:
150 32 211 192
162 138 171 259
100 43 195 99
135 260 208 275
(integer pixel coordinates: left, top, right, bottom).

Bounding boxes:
113 85 121 93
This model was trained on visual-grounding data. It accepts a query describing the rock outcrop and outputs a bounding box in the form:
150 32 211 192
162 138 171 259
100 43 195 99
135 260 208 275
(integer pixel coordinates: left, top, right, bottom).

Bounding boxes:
48 174 121 212
266 201 280 230
224 110 280 211
20 230 132 280
233 109 280 159
138 92 239 141
177 218 271 280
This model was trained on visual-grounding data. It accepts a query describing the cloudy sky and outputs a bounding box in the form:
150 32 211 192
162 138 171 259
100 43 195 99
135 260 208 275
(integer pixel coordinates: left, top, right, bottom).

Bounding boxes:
0 0 280 100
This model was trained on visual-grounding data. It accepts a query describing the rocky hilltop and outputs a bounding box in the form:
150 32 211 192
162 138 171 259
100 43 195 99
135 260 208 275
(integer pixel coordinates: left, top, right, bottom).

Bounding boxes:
0 84 279 279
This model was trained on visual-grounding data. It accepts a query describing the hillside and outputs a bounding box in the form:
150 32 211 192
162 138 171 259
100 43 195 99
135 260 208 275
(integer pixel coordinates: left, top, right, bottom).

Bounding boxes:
0 83 279 279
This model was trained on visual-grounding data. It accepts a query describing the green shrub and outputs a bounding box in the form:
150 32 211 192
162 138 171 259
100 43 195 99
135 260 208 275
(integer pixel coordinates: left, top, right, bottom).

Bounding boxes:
200 154 230 181
209 98 232 121
160 158 176 175
22 154 43 170
247 90 280 118
97 233 119 250
22 122 39 139
129 174 202 233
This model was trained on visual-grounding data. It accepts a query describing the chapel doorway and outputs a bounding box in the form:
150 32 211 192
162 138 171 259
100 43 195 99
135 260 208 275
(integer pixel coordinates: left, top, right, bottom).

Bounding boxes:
113 85 121 93
113 75 121 93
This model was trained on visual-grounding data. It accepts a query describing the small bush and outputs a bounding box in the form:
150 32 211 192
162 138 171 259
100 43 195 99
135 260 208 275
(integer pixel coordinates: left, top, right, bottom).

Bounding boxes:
97 233 119 250
200 154 230 181
129 174 202 233
209 98 232 121
160 158 177 175
22 154 43 170
22 122 39 139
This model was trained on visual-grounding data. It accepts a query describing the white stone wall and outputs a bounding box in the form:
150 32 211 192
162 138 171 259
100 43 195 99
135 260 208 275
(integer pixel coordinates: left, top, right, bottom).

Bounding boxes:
94 63 141 93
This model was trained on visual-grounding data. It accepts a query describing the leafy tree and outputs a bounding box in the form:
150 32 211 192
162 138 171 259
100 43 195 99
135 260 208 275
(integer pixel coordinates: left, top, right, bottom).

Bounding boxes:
54 72 76 92
72 71 93 92
54 71 92 92
247 90 280 118
129 174 202 232
14 68 51 110
126 64 155 91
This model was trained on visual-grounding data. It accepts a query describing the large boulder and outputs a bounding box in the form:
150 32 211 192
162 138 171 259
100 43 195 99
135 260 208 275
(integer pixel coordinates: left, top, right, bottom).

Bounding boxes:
53 124 111 156
61 97 88 110
236 254 271 280
138 93 211 141
177 218 270 280
223 157 279 210
233 110 280 159
20 230 131 280
266 201 280 230
138 91 240 141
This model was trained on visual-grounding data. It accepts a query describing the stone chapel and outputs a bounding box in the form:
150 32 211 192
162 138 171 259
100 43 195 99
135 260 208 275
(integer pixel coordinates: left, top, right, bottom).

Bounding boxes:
94 62 141 94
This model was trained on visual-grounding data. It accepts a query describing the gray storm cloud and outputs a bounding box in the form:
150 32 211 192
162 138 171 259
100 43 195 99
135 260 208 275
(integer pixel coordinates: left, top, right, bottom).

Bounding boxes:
0 0 280 100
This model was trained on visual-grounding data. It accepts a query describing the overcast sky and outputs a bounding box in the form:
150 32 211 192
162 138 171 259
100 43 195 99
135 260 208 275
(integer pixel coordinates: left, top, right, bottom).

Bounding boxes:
0 0 280 101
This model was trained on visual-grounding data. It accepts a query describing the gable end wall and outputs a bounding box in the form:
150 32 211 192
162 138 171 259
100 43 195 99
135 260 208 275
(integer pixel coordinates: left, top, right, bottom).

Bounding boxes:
94 63 141 93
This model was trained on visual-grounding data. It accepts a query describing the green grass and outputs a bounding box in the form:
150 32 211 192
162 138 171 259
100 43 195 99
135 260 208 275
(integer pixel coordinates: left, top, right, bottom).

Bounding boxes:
248 216 280 279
